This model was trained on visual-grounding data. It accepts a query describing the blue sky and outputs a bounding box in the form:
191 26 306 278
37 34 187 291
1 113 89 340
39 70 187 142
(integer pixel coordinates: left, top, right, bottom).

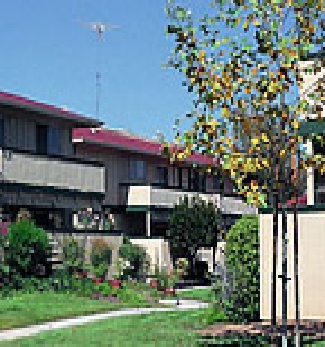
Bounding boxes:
0 0 200 141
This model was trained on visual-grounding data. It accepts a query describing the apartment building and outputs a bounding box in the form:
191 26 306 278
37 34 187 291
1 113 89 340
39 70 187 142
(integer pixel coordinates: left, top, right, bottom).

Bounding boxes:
73 127 257 238
0 90 105 230
0 89 257 271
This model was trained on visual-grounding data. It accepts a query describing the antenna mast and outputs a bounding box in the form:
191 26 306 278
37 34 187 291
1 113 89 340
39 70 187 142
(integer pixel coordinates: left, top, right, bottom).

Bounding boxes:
79 21 119 119
94 23 104 120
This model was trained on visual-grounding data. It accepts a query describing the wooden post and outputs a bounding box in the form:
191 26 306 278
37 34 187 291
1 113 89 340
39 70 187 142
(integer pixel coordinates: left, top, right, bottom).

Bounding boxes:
146 211 151 237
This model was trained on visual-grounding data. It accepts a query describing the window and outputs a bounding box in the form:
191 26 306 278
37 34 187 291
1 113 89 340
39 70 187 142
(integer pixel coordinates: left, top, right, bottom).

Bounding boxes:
223 176 236 194
0 117 4 146
193 170 206 192
156 167 168 187
36 124 62 155
130 159 147 179
175 167 183 188
36 124 48 155
188 168 192 190
213 174 223 191
48 126 61 155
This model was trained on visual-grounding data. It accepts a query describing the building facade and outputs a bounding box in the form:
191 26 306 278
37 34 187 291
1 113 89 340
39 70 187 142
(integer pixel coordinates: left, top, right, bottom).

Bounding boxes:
73 127 257 237
0 90 105 230
0 89 257 272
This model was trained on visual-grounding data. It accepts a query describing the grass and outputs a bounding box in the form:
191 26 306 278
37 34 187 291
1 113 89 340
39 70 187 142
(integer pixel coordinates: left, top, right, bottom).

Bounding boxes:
0 308 216 346
0 291 152 331
122 281 165 301
308 340 325 346
177 288 215 303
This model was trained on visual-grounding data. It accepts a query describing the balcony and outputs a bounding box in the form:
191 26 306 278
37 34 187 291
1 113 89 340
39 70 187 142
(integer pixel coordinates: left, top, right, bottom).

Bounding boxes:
220 195 257 215
120 184 257 215
122 184 219 208
0 148 105 194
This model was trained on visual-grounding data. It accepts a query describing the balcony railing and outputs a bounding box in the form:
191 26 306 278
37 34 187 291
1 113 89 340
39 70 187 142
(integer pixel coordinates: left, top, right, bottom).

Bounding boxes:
0 147 105 193
121 183 257 215
122 184 219 208
220 195 257 215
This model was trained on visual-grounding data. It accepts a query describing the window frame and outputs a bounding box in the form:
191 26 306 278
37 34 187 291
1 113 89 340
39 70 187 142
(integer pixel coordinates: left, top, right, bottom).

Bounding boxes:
129 159 147 180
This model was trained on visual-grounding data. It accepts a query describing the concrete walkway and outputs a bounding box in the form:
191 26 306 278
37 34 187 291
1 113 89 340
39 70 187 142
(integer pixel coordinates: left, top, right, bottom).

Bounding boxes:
176 286 212 292
0 300 210 342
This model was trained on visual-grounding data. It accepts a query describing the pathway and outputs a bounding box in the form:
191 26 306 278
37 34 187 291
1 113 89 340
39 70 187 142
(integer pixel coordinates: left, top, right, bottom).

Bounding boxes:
176 286 212 292
0 299 210 342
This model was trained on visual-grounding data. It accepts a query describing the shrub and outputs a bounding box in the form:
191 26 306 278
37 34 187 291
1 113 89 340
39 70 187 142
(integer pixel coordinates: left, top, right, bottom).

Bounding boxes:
61 237 86 274
119 236 149 280
223 215 259 323
90 239 112 279
3 220 52 282
116 286 148 305
152 266 170 289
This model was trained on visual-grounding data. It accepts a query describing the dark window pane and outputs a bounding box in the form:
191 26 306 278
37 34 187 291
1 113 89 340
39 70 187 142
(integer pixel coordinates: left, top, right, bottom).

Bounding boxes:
130 159 147 179
188 168 192 190
193 170 206 192
36 124 48 155
48 126 61 155
213 174 223 191
0 118 4 146
177 167 182 188
156 167 168 187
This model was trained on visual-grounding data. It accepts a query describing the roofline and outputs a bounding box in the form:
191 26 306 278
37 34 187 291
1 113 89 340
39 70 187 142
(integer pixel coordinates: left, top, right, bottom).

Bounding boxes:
0 90 103 127
73 138 166 157
73 138 216 166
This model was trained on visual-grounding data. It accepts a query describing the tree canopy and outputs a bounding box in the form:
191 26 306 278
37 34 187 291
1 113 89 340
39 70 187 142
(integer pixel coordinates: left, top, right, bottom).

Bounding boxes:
166 196 221 261
164 0 325 208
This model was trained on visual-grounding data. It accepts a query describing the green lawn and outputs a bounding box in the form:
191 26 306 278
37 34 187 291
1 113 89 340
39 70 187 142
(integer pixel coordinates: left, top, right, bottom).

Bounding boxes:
178 288 215 303
0 308 213 346
0 291 152 331
310 340 325 346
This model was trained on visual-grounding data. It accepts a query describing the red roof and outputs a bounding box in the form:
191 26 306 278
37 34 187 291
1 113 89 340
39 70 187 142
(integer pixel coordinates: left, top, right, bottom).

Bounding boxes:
73 127 217 166
0 90 102 127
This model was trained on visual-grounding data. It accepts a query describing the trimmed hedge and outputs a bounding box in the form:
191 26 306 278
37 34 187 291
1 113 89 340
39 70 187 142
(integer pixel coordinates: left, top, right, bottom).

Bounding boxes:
224 215 260 323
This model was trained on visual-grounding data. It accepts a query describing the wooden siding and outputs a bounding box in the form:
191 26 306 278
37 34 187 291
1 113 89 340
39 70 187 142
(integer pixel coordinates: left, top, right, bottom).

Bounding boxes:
76 144 220 206
0 105 74 156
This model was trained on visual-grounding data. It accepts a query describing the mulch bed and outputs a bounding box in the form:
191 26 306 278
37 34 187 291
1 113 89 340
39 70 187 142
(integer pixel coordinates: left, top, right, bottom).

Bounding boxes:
198 320 325 339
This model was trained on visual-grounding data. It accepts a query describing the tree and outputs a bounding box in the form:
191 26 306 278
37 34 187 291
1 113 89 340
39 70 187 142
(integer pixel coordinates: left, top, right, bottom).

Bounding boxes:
166 196 221 277
164 0 324 330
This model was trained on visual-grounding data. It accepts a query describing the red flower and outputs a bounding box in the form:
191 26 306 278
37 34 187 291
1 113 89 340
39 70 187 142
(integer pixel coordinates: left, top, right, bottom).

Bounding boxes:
1 221 9 236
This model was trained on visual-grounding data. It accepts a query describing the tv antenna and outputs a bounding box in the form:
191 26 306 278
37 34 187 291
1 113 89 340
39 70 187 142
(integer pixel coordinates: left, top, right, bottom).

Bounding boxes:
78 21 120 119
